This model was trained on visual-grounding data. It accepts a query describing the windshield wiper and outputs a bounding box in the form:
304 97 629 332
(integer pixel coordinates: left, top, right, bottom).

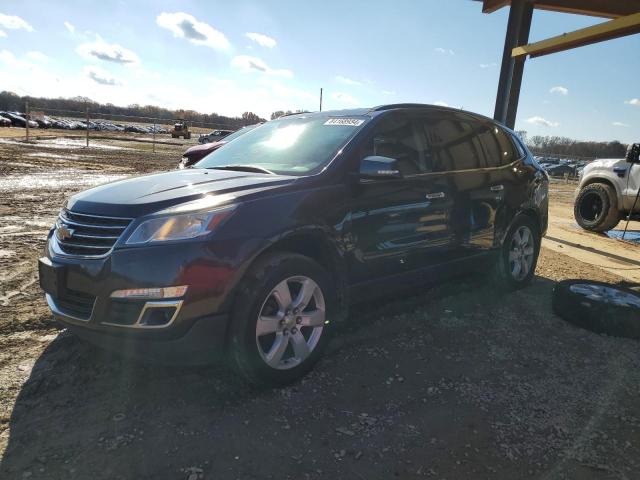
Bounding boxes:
208 165 275 175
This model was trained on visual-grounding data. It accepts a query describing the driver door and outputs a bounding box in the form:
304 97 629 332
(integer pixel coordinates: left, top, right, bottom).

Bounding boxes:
347 113 454 284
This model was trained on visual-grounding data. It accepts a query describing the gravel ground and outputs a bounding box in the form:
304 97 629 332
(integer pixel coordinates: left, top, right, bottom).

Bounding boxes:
1 138 639 480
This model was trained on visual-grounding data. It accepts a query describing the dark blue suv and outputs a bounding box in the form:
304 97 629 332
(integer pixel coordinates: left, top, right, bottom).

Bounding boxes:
39 104 548 385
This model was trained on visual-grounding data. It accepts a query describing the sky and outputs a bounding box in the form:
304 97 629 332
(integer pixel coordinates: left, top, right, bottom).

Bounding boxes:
0 0 638 142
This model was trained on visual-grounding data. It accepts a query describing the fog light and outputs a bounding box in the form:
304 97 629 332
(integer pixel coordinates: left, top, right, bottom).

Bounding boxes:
110 286 188 299
139 307 177 327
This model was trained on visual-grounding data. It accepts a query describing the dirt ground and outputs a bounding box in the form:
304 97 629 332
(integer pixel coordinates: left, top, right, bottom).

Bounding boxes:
1 137 639 480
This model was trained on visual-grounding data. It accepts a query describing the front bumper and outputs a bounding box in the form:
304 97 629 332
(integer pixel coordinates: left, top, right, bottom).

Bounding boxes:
41 237 245 364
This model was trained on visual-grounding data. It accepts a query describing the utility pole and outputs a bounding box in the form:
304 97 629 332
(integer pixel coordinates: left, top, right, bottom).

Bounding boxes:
319 88 323 112
85 106 89 147
153 119 156 153
25 100 30 142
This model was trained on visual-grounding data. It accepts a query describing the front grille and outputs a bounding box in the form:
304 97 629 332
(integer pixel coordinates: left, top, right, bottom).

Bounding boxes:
55 209 132 257
55 289 96 320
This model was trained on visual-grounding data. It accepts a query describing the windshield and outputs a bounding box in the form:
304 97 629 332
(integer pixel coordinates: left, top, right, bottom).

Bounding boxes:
218 125 259 143
194 115 367 175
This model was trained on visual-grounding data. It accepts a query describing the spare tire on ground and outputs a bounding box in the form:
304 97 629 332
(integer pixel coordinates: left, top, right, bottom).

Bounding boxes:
552 280 640 340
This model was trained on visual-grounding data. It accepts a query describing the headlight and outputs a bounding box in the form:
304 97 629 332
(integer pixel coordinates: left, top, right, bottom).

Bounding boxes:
125 205 235 245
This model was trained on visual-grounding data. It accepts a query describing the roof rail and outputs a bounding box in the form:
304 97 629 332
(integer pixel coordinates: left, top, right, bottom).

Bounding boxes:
369 103 434 112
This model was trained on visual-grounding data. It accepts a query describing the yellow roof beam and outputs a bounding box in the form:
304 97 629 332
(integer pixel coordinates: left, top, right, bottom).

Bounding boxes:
512 12 640 58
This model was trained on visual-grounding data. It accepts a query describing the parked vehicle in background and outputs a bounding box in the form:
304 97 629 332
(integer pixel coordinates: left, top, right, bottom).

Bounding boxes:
171 120 191 139
179 124 262 169
1 111 38 128
198 129 235 144
39 104 548 385
546 164 577 178
0 115 11 127
574 143 640 232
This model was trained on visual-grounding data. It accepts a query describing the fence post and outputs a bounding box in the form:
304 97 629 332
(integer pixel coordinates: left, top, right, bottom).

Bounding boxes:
153 119 156 153
85 107 89 147
25 100 30 142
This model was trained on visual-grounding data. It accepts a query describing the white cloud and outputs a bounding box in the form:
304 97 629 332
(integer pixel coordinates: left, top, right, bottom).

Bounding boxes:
84 66 122 86
330 92 358 106
550 86 568 96
64 21 75 34
480 62 497 68
625 98 640 106
26 51 48 62
157 12 230 50
0 30 6 37
335 75 362 86
231 55 292 78
382 90 396 95
612 121 629 127
245 32 276 48
0 13 33 33
434 47 454 55
77 37 140 65
527 116 559 127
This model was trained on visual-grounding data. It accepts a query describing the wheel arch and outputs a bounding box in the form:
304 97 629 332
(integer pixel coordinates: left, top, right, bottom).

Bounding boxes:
579 175 624 208
222 229 349 320
500 208 543 247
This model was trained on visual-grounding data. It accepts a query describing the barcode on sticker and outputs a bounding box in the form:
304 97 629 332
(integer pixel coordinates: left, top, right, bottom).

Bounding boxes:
324 118 364 126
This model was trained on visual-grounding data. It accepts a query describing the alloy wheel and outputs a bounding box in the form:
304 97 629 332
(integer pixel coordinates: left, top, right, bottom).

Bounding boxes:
509 225 535 281
255 276 325 370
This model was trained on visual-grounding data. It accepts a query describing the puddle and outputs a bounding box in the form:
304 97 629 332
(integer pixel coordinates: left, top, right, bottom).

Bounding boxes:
26 152 88 160
606 229 640 244
0 138 132 150
5 162 38 168
0 169 129 192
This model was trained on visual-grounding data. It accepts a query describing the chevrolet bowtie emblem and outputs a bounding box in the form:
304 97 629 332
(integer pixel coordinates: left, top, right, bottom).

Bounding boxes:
57 224 75 240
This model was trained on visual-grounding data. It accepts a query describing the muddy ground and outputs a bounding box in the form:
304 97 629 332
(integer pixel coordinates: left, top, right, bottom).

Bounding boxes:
1 137 639 480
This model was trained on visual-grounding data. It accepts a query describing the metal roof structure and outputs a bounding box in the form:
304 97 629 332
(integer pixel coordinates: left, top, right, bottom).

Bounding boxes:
474 0 640 128
476 0 640 18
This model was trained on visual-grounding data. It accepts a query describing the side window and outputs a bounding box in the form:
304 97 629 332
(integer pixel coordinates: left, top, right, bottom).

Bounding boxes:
477 124 502 168
512 134 527 159
361 114 430 175
420 114 485 172
477 123 519 167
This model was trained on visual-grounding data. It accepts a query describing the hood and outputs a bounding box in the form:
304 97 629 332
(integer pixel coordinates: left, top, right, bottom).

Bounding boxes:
67 168 297 218
184 140 226 158
584 158 625 172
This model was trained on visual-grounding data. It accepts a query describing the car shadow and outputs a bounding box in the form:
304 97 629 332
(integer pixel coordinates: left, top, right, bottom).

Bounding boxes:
1 272 598 479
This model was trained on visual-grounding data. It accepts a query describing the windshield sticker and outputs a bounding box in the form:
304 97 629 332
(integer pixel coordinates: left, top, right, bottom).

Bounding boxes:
324 118 364 127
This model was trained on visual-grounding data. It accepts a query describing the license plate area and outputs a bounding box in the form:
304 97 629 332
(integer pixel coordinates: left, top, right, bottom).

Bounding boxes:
38 257 66 298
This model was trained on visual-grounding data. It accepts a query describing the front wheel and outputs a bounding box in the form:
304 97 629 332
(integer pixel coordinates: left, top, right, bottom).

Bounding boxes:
494 216 541 290
228 253 334 386
574 183 620 232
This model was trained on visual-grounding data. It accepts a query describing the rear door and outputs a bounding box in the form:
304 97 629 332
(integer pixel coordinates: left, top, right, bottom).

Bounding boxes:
417 112 500 255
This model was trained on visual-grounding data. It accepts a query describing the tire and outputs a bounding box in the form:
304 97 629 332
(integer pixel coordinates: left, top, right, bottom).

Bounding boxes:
228 253 335 387
552 280 640 340
574 183 620 232
494 215 541 290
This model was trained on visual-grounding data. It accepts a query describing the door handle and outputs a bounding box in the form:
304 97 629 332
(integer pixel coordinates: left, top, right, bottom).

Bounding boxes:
425 192 445 199
490 185 504 192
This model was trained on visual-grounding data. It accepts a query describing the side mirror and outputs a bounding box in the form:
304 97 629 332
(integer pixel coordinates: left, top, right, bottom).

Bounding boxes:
359 156 402 180
626 143 640 164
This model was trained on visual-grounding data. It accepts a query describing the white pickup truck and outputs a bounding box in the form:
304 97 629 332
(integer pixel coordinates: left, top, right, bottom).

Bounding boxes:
574 144 640 232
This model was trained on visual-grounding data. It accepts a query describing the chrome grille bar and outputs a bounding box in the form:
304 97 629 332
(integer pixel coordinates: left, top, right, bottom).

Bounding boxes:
54 209 133 257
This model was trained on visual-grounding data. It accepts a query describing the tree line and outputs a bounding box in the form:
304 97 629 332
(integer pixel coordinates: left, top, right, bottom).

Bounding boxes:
516 131 627 159
0 91 266 128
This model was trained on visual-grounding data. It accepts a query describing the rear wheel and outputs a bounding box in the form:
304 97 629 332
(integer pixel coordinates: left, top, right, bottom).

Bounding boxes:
574 183 620 232
228 253 334 386
494 216 540 290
